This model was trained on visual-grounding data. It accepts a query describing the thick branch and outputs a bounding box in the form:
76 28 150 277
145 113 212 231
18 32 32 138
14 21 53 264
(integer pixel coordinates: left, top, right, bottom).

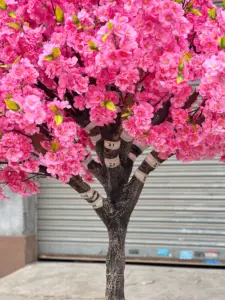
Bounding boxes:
75 115 104 164
125 151 166 213
101 121 125 199
31 134 47 154
38 165 50 176
122 140 149 182
68 108 90 128
84 157 108 189
68 175 115 223
89 126 103 159
119 130 133 166
183 91 199 109
189 32 201 54
36 80 58 99
68 174 92 193
151 98 172 126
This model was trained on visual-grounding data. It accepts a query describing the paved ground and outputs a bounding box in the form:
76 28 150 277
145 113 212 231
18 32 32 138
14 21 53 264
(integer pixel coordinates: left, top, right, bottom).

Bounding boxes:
0 262 225 300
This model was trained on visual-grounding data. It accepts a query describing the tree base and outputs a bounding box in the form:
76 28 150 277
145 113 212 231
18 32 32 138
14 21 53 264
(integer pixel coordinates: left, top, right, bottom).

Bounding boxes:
105 295 125 299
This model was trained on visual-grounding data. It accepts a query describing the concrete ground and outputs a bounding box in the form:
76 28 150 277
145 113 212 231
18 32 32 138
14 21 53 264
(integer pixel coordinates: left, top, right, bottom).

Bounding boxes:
0 262 225 300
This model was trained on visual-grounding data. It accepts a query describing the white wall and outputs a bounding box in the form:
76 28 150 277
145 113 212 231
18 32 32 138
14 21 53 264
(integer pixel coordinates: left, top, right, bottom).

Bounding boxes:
0 189 36 236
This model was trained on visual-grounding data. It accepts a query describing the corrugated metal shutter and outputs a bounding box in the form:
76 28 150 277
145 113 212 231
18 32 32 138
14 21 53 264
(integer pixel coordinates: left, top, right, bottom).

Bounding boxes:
215 0 224 8
38 156 225 265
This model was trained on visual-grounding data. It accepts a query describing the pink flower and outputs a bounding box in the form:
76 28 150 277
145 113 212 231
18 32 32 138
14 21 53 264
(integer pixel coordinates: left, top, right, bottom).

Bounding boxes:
24 95 41 110
90 106 117 126
115 68 139 92
171 109 189 126
74 95 86 110
20 159 39 173
123 103 154 137
86 86 105 108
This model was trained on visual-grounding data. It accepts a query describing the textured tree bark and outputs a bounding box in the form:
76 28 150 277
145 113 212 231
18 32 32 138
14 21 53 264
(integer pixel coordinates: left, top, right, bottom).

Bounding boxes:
105 223 128 300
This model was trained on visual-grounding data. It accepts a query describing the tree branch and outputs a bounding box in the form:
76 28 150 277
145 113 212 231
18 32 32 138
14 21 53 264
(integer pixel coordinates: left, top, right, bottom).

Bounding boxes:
125 151 167 212
100 120 125 200
68 174 92 193
83 154 108 189
31 134 47 154
151 98 172 126
189 32 201 54
122 140 149 182
183 91 199 109
68 175 114 222
36 80 58 99
119 129 133 165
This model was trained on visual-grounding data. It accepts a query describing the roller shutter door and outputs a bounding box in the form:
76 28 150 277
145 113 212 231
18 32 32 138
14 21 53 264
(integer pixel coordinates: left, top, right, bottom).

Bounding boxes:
38 156 225 265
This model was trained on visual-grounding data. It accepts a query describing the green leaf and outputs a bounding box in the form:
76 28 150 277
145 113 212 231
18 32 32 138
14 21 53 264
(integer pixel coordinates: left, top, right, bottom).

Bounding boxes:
72 14 79 25
54 114 63 126
13 55 22 64
121 107 133 118
0 0 7 10
208 8 217 20
191 123 197 132
50 105 58 113
190 8 202 16
55 6 64 23
51 140 59 152
121 112 132 118
178 58 185 72
108 22 113 30
140 132 149 139
44 48 60 61
7 22 21 30
102 33 109 42
5 99 20 111
5 94 13 99
218 36 225 49
0 64 10 69
177 74 184 84
186 1 193 10
184 52 193 62
44 55 54 61
8 11 17 18
88 40 99 51
105 101 116 111
221 36 225 49
223 0 225 8
52 47 61 58
186 117 191 124
174 0 182 3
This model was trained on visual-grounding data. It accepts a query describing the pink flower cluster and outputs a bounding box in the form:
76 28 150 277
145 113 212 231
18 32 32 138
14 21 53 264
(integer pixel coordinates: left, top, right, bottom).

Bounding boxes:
0 0 224 198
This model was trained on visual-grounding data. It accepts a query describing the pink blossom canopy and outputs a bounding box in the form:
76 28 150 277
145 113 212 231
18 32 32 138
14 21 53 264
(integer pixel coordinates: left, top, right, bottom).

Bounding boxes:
0 0 225 198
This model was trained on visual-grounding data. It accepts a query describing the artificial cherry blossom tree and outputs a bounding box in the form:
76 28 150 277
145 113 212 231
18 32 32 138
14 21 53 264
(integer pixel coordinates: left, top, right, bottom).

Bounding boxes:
1 0 225 299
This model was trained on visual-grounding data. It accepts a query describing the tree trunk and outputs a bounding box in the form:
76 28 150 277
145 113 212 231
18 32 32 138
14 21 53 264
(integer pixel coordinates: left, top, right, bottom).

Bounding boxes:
105 223 128 300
